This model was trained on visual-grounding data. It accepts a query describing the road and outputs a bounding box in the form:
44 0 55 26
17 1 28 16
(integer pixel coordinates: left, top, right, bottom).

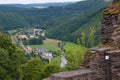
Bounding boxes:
20 40 30 54
60 55 67 68
10 32 29 54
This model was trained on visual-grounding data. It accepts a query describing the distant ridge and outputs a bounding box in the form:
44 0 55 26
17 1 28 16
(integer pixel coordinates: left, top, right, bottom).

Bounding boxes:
0 2 75 8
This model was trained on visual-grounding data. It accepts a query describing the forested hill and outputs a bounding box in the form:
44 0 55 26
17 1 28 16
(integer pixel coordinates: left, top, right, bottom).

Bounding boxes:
0 0 110 45
46 0 109 45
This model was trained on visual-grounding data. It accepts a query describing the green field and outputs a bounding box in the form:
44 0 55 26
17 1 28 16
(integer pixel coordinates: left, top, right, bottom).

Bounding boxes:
8 30 18 34
30 44 59 51
30 39 87 52
30 39 59 51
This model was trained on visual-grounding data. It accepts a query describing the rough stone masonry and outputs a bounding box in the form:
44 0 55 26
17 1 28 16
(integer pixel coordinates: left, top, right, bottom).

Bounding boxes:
44 0 120 80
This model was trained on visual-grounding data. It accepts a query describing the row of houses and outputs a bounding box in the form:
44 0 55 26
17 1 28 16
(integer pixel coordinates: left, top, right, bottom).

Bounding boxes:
18 28 45 40
26 46 53 59
28 28 45 38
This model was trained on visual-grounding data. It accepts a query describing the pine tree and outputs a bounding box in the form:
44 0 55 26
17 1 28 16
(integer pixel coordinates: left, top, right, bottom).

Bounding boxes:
87 27 96 47
81 32 86 47
77 38 81 46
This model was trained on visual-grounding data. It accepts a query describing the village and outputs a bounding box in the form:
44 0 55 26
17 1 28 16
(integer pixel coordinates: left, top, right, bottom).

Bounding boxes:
10 28 67 67
11 28 54 59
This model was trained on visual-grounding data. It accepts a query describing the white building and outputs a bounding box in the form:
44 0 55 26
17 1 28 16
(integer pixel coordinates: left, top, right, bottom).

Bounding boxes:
41 52 53 59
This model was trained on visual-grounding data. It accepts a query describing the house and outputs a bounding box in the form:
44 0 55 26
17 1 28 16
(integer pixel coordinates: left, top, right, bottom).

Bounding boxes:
34 29 42 36
41 52 53 59
41 31 45 37
28 28 45 38
29 34 35 38
26 46 33 53
18 35 28 40
34 48 47 55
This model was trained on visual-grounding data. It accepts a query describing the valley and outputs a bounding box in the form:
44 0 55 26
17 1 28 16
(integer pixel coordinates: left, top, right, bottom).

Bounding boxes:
8 28 86 68
0 0 113 80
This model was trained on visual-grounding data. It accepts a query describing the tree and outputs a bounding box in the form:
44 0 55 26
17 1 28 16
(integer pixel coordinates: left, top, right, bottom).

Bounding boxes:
22 57 61 80
21 57 44 80
64 49 84 70
0 33 25 80
77 38 82 46
87 27 96 47
81 32 86 47
41 63 61 79
29 38 43 45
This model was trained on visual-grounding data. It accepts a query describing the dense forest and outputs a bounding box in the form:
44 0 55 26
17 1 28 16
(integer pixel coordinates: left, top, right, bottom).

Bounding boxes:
0 0 110 46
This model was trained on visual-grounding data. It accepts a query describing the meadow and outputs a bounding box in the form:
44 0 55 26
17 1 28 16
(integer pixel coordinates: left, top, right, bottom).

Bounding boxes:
30 39 86 52
30 39 60 51
8 30 18 34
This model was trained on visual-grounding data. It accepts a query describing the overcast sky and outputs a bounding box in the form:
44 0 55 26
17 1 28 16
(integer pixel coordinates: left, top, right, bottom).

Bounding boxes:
0 0 83 4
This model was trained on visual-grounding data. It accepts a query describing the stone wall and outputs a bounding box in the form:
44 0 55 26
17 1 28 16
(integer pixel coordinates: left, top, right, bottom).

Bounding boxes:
101 0 120 45
101 14 119 44
44 69 95 80
51 69 95 80
83 46 120 80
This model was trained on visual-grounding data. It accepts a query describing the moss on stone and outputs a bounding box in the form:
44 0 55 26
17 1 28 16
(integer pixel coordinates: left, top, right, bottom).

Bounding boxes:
104 1 120 15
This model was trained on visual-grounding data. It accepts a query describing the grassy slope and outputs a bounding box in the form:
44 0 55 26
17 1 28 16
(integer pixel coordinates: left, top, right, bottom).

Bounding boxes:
64 42 87 52
64 42 87 60
52 42 87 64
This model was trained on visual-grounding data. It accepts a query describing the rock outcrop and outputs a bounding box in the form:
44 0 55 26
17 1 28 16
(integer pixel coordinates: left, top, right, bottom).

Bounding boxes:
44 0 120 80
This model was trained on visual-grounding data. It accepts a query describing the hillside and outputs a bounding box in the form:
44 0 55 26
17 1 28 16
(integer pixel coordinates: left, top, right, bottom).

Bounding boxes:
0 0 110 45
46 0 109 45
